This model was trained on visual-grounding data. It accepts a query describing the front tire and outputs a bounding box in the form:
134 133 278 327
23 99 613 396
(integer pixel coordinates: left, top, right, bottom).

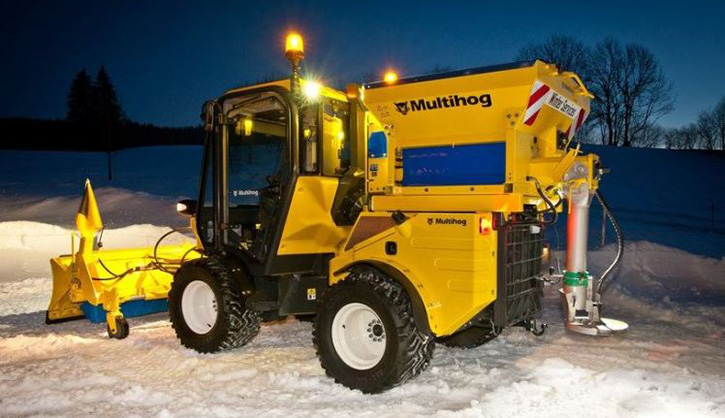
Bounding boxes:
313 267 435 393
169 257 261 353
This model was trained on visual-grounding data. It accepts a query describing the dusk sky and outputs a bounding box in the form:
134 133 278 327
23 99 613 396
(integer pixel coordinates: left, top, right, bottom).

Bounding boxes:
2 0 724 127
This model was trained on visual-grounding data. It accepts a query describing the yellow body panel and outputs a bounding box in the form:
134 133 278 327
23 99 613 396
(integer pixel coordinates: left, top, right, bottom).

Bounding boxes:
277 176 352 255
330 212 497 336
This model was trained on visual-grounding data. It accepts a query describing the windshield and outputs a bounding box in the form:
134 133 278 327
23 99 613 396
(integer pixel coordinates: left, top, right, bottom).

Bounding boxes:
223 92 288 207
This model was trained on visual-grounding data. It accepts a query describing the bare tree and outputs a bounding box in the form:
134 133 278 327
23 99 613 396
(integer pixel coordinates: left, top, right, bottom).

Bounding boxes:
712 96 725 150
516 35 589 77
665 124 699 150
618 44 674 146
696 110 717 150
588 38 623 146
663 127 679 149
637 124 666 148
587 38 674 147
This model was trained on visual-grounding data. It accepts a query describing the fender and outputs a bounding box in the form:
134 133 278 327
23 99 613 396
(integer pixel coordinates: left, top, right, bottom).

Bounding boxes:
333 259 433 335
180 254 256 297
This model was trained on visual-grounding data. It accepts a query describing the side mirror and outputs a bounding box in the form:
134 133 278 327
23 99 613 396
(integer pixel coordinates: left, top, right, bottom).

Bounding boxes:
176 199 197 217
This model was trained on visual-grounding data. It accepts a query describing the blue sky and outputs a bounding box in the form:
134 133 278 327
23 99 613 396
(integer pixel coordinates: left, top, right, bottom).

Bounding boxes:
1 0 723 127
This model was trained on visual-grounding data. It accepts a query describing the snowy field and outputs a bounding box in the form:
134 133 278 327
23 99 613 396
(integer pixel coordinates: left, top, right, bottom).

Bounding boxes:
0 146 723 417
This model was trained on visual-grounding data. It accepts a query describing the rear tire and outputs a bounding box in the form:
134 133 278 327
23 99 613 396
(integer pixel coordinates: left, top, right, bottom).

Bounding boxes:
313 266 435 393
169 257 261 353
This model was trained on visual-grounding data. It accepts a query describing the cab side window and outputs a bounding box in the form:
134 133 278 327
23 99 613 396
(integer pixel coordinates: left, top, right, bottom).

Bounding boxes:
300 105 319 173
321 100 350 176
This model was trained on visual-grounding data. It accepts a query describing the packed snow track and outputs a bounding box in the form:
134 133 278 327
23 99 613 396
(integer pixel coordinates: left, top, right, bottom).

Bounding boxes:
0 224 723 417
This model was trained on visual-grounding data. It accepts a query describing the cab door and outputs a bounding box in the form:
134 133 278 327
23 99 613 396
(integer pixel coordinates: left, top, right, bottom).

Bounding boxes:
196 87 297 269
273 98 353 263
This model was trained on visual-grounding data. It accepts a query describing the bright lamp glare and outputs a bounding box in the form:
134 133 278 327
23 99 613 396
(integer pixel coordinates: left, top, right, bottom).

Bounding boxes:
384 70 398 84
285 33 304 54
303 81 322 100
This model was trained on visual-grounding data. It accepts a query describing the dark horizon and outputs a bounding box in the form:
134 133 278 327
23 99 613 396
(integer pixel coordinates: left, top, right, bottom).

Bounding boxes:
2 0 724 128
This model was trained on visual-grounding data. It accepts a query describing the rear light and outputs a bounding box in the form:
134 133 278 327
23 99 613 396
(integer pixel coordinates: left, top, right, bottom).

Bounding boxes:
479 216 492 235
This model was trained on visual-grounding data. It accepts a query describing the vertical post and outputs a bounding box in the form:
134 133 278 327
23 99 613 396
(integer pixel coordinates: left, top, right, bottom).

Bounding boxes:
290 61 300 97
564 182 592 317
712 201 716 232
600 205 606 247
107 120 113 181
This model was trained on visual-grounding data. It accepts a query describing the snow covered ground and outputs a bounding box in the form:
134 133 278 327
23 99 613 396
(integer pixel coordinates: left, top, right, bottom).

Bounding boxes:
0 146 723 417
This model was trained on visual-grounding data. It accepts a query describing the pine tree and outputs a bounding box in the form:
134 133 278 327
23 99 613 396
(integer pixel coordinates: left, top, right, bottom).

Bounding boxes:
95 66 123 125
66 69 96 125
95 66 124 180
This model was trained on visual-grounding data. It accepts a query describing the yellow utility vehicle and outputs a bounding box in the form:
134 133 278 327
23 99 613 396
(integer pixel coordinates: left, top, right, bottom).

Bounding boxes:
48 33 626 393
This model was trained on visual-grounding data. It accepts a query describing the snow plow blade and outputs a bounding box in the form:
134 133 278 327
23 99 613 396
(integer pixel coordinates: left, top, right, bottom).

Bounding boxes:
46 180 200 338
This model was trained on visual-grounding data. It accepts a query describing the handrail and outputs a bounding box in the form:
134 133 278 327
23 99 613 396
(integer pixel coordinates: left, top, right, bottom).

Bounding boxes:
561 71 595 99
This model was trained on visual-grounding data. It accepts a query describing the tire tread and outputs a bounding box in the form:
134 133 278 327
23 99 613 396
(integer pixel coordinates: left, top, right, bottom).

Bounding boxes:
313 266 435 393
169 257 261 353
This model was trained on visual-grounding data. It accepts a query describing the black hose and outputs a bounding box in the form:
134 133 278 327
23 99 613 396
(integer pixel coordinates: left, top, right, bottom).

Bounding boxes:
527 176 558 225
95 258 155 281
92 227 195 279
93 228 145 279
595 189 624 298
181 247 202 264
96 257 126 279
153 227 194 274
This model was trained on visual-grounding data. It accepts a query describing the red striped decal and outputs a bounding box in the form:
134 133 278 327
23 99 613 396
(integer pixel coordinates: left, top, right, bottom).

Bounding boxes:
524 109 540 126
575 109 587 130
527 84 550 109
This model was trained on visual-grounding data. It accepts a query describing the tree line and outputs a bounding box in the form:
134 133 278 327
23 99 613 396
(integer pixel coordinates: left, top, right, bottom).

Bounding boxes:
517 35 724 150
663 98 725 150
0 67 202 152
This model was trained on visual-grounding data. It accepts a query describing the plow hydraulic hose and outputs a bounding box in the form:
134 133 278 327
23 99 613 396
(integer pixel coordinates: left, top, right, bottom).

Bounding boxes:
594 189 624 299
528 176 558 225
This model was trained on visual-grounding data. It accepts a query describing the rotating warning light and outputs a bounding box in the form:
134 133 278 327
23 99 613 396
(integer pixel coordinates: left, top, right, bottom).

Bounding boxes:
285 33 304 59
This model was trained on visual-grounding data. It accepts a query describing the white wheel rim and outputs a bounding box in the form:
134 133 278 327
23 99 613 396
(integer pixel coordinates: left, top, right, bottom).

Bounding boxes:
181 280 218 335
331 302 387 370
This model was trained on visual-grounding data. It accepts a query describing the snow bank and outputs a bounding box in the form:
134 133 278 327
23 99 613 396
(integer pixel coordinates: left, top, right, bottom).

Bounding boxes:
588 242 725 305
0 221 192 283
0 187 187 228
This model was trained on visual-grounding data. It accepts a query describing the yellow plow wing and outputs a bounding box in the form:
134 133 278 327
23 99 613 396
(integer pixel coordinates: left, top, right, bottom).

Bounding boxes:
46 181 201 338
